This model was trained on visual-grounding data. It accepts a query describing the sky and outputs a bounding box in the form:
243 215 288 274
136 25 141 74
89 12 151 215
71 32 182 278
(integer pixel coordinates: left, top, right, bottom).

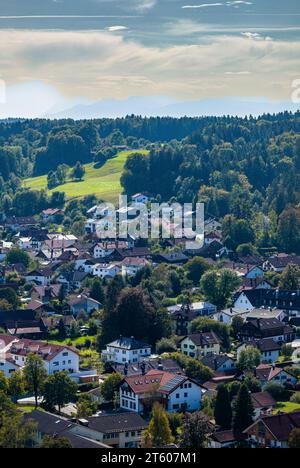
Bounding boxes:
0 0 299 117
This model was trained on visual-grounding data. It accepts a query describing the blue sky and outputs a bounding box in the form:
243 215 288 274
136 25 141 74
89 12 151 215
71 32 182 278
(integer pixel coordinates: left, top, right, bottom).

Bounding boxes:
0 0 299 117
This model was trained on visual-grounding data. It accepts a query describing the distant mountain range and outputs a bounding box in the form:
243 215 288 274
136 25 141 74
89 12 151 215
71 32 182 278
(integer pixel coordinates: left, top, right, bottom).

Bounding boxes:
45 96 300 120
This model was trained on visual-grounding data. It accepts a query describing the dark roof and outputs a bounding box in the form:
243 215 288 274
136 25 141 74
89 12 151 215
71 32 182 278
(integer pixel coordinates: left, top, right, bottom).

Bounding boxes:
200 353 234 371
0 310 37 328
234 289 300 311
245 411 300 441
210 430 236 444
112 358 183 377
157 252 189 263
107 336 151 350
250 392 277 409
180 332 220 347
242 317 294 336
246 338 281 352
266 255 300 269
86 412 148 434
23 410 108 448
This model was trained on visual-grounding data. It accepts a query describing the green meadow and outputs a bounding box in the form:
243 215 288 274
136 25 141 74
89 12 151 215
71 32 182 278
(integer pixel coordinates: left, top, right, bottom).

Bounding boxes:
23 150 148 203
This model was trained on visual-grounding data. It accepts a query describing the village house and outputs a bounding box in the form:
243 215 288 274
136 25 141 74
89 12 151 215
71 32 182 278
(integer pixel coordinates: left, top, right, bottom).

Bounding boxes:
131 193 149 204
239 317 295 343
244 411 300 448
233 289 300 318
25 268 52 286
121 257 149 277
252 364 297 388
71 412 148 448
101 336 152 365
179 332 221 359
237 338 282 364
69 294 101 316
168 302 217 336
0 335 79 375
92 262 121 279
250 391 277 420
24 410 110 448
119 369 203 414
5 216 36 232
200 353 236 373
41 208 63 223
262 254 300 273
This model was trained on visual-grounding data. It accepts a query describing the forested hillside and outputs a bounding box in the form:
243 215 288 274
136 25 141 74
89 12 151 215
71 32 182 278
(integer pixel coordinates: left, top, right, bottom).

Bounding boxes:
1 112 300 254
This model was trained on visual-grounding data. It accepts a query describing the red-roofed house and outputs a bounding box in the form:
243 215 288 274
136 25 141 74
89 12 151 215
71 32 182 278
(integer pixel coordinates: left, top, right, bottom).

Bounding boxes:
120 369 203 414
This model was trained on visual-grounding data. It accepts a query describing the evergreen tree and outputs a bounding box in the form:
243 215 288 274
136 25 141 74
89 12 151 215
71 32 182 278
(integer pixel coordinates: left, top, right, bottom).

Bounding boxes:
214 384 232 430
90 278 105 304
148 403 173 447
233 384 254 435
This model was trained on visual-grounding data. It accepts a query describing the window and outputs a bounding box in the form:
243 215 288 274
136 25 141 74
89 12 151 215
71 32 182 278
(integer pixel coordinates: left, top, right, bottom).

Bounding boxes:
184 393 188 398
176 393 180 399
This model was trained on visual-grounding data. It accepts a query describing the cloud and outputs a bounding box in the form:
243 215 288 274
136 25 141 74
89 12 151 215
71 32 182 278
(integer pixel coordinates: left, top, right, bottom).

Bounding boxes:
182 3 223 9
107 25 128 32
241 32 273 41
182 1 252 9
0 29 298 105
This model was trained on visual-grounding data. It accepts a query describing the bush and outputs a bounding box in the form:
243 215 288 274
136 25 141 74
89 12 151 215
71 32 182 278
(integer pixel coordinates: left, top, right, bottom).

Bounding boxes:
156 338 177 354
290 392 300 404
264 382 288 401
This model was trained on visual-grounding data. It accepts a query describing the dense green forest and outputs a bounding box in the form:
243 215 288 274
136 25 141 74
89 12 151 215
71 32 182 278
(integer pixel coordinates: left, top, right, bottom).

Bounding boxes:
0 112 300 254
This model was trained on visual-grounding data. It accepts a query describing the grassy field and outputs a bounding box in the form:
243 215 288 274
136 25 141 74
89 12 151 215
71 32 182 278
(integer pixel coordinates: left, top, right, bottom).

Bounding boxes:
23 150 148 203
273 401 300 414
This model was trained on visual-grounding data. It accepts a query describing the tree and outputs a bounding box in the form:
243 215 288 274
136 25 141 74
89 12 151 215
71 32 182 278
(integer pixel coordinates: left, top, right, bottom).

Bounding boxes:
264 382 287 401
6 248 30 269
147 403 173 447
184 257 211 286
0 413 36 449
237 346 261 372
180 412 212 448
231 315 244 339
233 384 254 435
8 370 26 402
76 394 98 418
23 353 47 409
156 338 177 354
43 372 77 414
214 384 232 430
39 435 73 448
0 288 19 308
279 264 300 290
189 317 230 350
72 161 85 181
200 269 240 309
58 319 67 339
167 353 213 384
277 207 300 254
288 428 300 448
100 373 122 402
90 278 105 304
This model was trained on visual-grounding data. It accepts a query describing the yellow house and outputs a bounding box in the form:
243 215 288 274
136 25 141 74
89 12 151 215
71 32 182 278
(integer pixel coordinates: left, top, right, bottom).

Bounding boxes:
179 332 221 359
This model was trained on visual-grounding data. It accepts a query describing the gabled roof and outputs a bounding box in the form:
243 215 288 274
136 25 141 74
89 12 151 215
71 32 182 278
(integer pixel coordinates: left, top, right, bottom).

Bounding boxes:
250 391 276 409
123 370 190 395
86 412 148 434
180 332 220 347
244 411 300 441
254 364 294 382
107 336 151 350
200 353 235 371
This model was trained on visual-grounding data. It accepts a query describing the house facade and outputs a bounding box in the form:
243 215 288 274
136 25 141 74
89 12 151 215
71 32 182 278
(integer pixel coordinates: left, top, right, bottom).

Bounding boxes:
119 370 203 414
179 333 221 359
101 337 151 364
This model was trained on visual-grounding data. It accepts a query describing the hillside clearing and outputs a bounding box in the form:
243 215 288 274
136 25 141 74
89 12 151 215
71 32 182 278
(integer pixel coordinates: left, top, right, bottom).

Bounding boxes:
23 150 148 203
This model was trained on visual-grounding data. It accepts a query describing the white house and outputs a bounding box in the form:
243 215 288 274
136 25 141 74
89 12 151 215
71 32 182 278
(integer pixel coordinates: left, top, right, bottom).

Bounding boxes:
17 237 33 250
25 269 52 286
92 263 121 279
237 338 281 364
121 257 149 277
233 291 256 311
120 370 203 414
179 332 221 359
3 337 79 375
102 337 151 365
131 193 149 204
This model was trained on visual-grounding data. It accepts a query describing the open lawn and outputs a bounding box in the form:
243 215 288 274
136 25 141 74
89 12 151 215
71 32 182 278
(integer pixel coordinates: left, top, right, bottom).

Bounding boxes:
23 150 149 203
273 401 300 414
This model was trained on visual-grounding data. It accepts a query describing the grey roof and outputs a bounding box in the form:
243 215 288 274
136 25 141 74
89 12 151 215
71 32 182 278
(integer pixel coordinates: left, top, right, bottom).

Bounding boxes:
201 353 235 371
23 410 109 448
108 336 151 350
86 412 148 434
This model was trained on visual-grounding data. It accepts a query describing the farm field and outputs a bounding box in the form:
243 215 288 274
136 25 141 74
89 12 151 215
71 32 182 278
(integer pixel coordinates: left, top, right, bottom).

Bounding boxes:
23 150 148 203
